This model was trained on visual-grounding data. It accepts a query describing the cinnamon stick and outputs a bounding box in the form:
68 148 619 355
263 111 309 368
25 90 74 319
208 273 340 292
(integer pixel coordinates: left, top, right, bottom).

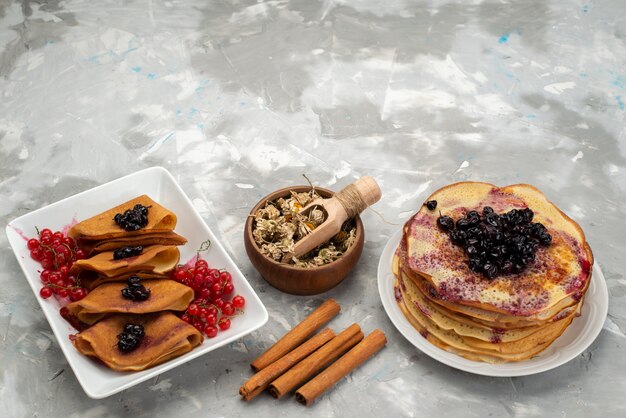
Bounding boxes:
239 328 336 401
268 323 363 399
251 299 340 372
295 329 387 406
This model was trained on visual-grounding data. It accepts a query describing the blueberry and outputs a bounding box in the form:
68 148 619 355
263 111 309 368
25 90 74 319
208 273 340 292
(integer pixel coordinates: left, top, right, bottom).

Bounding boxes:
425 200 437 211
437 216 455 231
450 229 467 245
113 205 150 231
456 218 470 230
483 263 499 279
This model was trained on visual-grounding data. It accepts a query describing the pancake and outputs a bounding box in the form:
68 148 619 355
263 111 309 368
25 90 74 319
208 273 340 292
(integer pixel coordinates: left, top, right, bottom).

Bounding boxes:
403 182 593 317
79 271 170 291
80 231 187 256
70 245 180 279
68 195 186 255
395 280 579 363
73 312 203 372
69 195 177 242
397 275 579 355
393 182 592 363
66 279 194 324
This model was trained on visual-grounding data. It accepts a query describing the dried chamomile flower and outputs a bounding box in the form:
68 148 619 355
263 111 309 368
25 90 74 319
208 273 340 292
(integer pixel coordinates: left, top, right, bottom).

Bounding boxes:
252 185 357 267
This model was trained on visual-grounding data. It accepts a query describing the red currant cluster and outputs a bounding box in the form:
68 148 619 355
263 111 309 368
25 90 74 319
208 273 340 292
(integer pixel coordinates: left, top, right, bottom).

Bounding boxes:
28 228 89 302
171 258 245 338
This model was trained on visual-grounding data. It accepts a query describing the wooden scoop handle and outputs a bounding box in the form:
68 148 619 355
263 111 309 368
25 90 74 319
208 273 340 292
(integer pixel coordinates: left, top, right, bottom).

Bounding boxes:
285 176 381 262
349 176 382 208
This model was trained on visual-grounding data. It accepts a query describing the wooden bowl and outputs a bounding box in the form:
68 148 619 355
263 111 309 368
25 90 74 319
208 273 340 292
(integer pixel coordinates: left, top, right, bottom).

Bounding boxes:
244 186 364 296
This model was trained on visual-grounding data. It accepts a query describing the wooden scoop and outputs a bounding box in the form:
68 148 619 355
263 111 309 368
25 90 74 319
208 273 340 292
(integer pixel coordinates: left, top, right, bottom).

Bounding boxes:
283 176 381 262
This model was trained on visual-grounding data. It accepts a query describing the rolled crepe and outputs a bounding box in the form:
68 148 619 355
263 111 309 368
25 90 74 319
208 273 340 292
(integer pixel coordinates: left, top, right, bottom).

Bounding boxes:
81 232 188 256
69 195 178 242
73 312 204 372
66 279 194 324
70 245 180 278
80 271 170 291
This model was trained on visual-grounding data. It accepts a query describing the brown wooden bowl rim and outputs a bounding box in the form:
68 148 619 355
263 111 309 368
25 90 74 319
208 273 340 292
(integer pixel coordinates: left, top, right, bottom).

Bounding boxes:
245 185 364 272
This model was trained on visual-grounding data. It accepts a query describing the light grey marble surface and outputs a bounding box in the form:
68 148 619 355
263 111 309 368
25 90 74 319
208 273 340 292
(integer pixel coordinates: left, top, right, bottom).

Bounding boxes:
1 0 625 416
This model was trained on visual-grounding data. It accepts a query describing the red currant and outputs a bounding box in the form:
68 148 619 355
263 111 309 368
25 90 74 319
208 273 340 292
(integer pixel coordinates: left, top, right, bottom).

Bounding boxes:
75 249 87 260
71 288 87 301
213 298 225 309
222 303 235 316
208 269 220 280
218 318 231 331
58 265 70 278
199 307 208 318
194 274 204 287
205 314 217 325
40 270 52 283
219 271 232 282
40 235 52 245
62 237 75 248
53 231 64 240
200 288 212 299
58 289 68 298
181 314 191 323
211 282 221 294
204 326 218 338
195 266 207 275
30 247 43 261
41 258 54 270
39 228 52 237
223 283 234 295
40 287 53 299
207 306 218 316
174 269 187 282
187 303 199 316
195 259 208 268
27 238 40 250
193 320 204 331
232 295 246 308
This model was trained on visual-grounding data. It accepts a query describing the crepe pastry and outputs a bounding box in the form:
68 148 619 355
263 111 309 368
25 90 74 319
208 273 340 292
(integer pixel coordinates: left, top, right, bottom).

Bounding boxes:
66 279 194 324
393 182 593 363
70 245 179 288
68 195 187 254
80 272 168 291
73 312 203 372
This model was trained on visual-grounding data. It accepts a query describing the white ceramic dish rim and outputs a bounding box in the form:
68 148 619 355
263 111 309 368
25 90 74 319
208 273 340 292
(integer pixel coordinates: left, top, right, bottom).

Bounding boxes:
5 166 268 398
377 227 608 377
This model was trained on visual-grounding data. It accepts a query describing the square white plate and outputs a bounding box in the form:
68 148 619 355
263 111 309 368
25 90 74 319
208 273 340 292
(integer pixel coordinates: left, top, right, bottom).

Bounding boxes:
5 166 268 399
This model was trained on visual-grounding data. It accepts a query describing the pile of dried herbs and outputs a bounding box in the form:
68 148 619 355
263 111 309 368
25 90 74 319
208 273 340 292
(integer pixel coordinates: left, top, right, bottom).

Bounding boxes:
252 189 357 267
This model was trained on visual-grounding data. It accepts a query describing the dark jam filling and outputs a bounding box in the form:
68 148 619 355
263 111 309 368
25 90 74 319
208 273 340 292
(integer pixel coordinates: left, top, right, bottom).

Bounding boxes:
117 323 145 353
113 246 143 260
113 204 149 231
437 207 552 279
121 275 151 301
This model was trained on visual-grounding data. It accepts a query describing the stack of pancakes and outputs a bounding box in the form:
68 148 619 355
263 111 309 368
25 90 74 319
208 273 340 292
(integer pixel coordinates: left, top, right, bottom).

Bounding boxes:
393 182 593 363
66 195 202 371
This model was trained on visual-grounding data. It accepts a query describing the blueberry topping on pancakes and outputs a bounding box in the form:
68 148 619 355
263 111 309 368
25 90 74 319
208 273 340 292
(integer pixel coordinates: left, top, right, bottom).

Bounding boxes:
117 323 145 352
437 207 552 279
121 275 151 301
113 204 149 231
113 246 143 260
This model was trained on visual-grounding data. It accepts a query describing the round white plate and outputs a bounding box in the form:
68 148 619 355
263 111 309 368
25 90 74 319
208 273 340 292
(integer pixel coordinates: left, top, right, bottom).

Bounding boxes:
377 228 608 377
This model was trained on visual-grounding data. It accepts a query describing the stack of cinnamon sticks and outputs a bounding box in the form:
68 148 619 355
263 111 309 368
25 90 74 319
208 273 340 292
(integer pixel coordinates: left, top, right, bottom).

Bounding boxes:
239 299 387 406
